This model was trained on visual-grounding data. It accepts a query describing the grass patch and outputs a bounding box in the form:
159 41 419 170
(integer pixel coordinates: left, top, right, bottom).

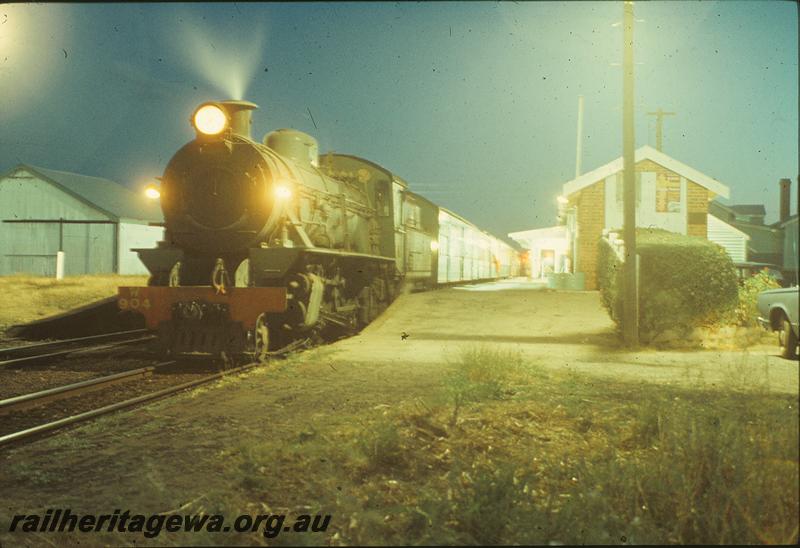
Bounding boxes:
192 348 798 545
0 274 147 332
443 346 527 426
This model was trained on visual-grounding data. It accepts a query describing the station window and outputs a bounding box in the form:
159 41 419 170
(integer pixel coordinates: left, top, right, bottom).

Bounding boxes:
655 173 681 212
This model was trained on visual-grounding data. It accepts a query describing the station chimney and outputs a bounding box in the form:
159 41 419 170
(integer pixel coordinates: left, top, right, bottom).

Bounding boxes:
779 178 791 222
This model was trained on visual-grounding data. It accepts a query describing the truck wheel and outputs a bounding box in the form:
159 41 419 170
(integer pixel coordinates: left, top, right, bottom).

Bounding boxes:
780 318 798 360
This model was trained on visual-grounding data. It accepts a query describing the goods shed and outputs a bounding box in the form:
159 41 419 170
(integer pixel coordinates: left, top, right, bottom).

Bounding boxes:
0 164 163 276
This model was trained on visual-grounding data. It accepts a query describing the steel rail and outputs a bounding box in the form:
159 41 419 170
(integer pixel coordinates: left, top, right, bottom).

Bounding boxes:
0 361 175 414
0 335 154 368
0 361 261 447
0 329 148 358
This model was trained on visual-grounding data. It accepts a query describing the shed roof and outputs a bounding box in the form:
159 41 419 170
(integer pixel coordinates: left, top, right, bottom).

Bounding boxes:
6 164 163 222
729 204 766 216
562 145 730 199
508 225 567 242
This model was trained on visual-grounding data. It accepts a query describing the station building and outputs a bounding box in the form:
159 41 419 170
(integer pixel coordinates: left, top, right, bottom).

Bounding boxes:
510 145 748 289
0 164 163 276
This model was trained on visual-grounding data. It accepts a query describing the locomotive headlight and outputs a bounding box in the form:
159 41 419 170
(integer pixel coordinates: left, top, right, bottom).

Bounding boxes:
144 184 161 200
193 103 228 136
274 184 292 200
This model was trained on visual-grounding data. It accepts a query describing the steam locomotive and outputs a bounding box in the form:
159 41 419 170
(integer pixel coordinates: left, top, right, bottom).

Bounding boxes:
118 100 519 360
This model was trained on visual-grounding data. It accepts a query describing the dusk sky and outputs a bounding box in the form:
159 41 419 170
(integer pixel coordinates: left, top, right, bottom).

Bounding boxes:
1 1 797 237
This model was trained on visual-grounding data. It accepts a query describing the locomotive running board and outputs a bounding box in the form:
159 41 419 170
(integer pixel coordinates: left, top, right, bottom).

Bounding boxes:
117 286 287 330
249 246 394 283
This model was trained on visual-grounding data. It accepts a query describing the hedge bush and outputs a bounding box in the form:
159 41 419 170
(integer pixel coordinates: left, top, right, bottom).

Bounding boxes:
597 236 624 326
598 228 739 343
737 270 780 327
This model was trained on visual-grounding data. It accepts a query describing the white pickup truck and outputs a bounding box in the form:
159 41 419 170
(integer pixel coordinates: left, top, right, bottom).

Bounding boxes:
758 287 799 359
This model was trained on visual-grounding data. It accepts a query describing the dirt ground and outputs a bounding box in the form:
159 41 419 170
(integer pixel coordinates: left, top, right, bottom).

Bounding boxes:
336 279 797 394
0 280 797 545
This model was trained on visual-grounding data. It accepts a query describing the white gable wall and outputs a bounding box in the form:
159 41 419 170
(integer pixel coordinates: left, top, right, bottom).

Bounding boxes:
563 145 730 199
603 172 687 234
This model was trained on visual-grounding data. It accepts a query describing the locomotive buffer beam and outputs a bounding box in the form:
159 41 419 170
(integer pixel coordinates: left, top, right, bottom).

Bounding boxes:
118 286 287 357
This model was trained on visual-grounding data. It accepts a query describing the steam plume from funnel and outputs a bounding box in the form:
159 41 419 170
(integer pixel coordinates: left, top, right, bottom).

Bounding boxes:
175 14 265 101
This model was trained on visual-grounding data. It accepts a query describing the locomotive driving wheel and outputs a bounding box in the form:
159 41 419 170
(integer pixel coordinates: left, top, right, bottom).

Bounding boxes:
254 314 270 363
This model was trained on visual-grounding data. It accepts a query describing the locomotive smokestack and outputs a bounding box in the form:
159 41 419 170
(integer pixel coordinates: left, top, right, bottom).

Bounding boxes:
220 100 258 140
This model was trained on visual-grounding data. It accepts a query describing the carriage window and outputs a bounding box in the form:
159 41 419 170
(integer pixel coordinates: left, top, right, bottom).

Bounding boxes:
376 182 390 217
405 202 421 227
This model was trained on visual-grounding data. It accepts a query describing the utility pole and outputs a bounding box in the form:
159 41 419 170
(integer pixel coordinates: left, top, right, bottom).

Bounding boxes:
622 1 638 346
575 95 585 178
646 108 676 152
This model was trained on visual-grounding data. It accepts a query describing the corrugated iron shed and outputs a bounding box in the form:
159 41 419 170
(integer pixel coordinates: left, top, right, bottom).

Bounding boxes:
0 164 163 276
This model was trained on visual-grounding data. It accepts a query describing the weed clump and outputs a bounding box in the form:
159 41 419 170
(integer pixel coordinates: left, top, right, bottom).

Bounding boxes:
445 458 541 545
444 347 523 425
356 418 406 473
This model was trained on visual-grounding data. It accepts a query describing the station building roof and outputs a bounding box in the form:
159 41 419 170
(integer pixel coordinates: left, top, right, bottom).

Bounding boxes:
562 145 730 199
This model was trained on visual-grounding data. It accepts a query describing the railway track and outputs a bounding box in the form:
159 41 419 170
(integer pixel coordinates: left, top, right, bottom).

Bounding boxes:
0 337 309 448
0 329 153 368
0 361 262 447
0 362 174 413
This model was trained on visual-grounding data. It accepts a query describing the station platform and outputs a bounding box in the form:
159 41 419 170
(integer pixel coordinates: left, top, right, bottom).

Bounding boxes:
331 278 615 365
